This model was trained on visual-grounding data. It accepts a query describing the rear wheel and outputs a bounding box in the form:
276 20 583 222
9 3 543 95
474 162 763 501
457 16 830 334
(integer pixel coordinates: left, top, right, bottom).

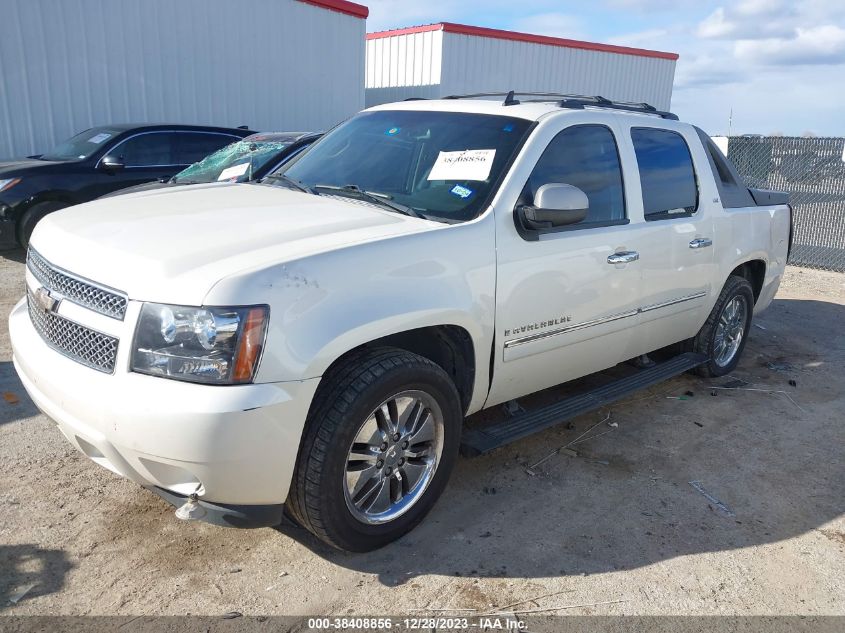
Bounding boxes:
18 201 68 249
287 347 462 552
690 275 754 377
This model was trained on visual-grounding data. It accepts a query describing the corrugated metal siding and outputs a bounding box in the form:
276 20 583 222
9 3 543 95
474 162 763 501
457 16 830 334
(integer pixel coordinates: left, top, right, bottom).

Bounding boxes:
365 29 675 111
365 30 442 107
441 33 675 110
0 0 365 158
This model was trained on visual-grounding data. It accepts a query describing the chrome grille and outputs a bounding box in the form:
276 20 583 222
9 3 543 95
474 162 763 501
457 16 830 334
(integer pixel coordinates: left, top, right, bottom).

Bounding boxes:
27 248 128 320
27 288 119 374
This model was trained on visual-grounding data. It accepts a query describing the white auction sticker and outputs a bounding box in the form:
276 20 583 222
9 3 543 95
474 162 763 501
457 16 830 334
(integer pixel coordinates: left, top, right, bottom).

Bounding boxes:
87 133 112 144
427 149 496 181
217 162 250 181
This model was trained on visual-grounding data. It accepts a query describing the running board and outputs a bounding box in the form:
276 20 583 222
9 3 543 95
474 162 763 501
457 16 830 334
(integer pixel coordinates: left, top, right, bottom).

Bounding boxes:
460 352 707 457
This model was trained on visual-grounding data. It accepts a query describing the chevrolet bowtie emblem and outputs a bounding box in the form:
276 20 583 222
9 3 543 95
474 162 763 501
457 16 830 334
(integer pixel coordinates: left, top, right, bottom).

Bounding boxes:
34 286 60 313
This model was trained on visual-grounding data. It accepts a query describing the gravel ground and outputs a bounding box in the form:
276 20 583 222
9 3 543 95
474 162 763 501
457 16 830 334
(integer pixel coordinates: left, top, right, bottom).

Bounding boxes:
1 251 843 620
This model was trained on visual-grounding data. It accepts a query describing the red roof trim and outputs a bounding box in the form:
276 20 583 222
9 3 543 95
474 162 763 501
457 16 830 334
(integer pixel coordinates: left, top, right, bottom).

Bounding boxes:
367 22 678 61
297 0 368 19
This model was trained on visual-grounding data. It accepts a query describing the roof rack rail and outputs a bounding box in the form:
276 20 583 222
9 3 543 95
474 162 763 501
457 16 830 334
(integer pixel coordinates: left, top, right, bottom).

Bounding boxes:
441 91 678 120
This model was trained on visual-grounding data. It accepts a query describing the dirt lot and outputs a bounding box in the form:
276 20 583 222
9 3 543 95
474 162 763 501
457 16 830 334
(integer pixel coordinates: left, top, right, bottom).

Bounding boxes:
1 250 843 618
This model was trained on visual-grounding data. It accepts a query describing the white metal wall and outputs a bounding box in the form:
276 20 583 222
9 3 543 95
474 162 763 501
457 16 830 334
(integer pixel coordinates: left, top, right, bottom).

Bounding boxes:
441 33 675 111
365 29 676 111
0 0 366 158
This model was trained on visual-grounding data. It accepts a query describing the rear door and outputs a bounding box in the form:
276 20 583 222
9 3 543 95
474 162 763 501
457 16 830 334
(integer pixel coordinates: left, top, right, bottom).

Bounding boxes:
615 120 717 355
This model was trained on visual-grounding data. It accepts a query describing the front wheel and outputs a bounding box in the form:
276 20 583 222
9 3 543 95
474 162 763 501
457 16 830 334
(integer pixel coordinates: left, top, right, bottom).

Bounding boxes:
690 275 755 377
286 347 462 552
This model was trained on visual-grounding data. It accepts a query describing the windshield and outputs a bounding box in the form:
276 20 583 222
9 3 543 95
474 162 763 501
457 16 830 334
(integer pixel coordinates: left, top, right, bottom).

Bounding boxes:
173 138 292 183
41 127 123 161
279 110 533 222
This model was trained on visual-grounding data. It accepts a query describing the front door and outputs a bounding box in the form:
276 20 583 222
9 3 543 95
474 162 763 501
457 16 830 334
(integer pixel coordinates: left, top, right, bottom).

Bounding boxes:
486 120 643 407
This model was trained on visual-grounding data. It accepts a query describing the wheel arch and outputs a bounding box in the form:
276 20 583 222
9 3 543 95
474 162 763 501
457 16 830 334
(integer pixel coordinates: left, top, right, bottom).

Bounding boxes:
312 323 478 415
729 259 766 303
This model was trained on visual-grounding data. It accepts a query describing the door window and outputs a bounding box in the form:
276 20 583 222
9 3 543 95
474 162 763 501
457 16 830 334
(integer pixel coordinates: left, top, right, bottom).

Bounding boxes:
114 133 175 167
174 132 238 165
631 128 698 219
525 125 626 225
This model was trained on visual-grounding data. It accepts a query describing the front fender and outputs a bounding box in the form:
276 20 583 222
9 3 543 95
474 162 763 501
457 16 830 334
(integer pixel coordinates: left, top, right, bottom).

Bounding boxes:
205 215 497 412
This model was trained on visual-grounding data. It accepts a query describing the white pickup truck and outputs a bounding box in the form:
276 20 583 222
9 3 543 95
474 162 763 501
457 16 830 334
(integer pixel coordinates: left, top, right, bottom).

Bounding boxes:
10 93 792 552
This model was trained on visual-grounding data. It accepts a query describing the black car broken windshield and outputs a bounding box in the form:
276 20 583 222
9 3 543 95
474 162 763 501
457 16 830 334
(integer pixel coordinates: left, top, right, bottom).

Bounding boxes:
278 110 532 222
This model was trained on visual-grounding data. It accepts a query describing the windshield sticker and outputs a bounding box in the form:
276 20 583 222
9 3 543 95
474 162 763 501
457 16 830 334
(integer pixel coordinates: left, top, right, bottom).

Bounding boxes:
217 162 250 181
450 184 474 199
427 149 496 181
502 123 515 132
385 127 400 136
87 133 112 144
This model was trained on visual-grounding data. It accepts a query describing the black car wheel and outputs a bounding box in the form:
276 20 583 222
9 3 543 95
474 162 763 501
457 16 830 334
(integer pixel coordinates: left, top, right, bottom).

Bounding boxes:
18 201 68 249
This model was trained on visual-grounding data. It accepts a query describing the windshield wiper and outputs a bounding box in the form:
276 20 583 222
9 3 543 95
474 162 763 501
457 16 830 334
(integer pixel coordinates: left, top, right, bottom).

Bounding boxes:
313 184 427 219
266 174 316 195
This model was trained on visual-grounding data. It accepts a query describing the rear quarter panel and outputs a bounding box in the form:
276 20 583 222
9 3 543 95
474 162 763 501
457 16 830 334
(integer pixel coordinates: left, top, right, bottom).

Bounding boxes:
712 202 790 314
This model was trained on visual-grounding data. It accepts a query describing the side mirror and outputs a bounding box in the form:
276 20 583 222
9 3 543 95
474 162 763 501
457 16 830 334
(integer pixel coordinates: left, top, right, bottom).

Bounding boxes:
100 155 125 172
519 184 589 231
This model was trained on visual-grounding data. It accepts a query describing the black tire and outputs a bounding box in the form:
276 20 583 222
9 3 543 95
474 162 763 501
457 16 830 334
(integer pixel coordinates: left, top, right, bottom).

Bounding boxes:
689 275 755 377
287 347 462 552
18 201 67 249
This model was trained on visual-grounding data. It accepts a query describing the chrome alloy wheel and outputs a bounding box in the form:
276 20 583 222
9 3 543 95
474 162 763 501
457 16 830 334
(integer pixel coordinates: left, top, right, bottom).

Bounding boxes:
343 390 444 525
713 295 748 367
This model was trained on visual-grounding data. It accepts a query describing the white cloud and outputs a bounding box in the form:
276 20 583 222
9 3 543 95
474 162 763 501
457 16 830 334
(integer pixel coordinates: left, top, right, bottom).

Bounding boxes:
697 2 797 40
735 25 845 65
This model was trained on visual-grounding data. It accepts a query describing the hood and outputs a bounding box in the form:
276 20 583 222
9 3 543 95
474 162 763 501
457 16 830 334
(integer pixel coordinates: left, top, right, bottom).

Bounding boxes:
0 157 62 174
31 182 436 305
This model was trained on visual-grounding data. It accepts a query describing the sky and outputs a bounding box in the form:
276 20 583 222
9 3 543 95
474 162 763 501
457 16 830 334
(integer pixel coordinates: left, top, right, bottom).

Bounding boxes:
364 0 845 137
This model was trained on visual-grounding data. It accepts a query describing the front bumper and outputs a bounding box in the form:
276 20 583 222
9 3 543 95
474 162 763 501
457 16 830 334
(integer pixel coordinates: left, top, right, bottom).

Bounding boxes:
10 297 320 508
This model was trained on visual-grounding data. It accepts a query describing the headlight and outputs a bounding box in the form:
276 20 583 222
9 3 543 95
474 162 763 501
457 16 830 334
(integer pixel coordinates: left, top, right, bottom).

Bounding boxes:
131 303 269 384
0 178 21 192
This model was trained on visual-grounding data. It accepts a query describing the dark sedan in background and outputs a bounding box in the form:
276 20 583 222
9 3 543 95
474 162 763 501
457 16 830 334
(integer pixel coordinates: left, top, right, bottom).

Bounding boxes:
0 123 255 248
102 132 321 198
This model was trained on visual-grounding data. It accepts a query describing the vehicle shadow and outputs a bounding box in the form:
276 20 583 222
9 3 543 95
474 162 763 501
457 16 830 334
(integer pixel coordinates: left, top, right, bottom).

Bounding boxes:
2 248 26 264
275 297 845 584
0 361 40 426
0 544 72 609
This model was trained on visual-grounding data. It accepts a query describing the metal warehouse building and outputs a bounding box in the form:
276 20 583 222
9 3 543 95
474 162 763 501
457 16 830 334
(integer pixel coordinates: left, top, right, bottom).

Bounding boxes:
365 22 678 110
0 0 368 158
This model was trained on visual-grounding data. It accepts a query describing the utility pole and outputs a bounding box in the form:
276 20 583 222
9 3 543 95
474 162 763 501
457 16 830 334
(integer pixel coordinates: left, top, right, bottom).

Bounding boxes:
728 107 733 137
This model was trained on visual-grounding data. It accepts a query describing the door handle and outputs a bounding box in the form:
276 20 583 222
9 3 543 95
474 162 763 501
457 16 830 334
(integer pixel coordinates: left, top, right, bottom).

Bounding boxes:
607 251 639 265
689 238 713 249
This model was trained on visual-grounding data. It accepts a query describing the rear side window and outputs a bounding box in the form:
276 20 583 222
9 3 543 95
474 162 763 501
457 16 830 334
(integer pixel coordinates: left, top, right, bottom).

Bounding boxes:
526 125 626 225
631 128 698 219
174 132 237 165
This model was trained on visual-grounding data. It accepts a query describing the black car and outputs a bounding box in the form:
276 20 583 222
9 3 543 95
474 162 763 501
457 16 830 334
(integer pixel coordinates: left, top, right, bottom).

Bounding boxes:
0 123 255 249
102 132 321 198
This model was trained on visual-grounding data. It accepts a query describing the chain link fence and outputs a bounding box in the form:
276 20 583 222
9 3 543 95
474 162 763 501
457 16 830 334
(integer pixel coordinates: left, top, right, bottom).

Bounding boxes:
726 136 845 272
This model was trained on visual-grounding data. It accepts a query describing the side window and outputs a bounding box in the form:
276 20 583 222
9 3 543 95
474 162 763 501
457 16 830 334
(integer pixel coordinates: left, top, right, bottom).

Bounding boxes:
526 125 626 225
114 133 174 167
631 128 698 219
174 133 237 165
